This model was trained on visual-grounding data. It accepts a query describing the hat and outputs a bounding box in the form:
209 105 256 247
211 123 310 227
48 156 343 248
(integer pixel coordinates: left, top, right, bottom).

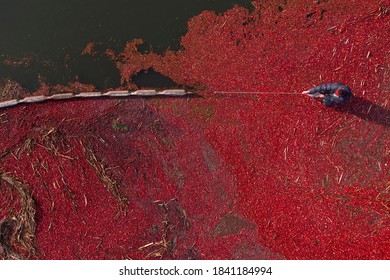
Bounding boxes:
335 88 348 97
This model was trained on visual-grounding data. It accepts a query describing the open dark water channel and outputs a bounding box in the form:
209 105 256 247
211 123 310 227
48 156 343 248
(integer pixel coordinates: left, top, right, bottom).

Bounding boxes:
0 0 252 91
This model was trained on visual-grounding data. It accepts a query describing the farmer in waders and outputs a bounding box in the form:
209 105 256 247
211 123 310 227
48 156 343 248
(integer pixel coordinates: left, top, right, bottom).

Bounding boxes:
302 82 352 106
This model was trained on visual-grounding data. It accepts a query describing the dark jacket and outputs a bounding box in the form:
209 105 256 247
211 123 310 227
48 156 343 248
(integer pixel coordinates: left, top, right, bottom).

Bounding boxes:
308 82 352 106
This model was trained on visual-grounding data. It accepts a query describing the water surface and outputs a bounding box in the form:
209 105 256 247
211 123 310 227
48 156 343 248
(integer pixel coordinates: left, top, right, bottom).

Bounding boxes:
0 0 252 90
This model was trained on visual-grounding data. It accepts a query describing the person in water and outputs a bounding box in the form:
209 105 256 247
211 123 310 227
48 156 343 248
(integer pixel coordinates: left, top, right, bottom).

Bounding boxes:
302 82 352 106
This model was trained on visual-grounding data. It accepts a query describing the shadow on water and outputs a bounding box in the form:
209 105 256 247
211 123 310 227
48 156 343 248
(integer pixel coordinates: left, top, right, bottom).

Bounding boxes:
332 96 390 127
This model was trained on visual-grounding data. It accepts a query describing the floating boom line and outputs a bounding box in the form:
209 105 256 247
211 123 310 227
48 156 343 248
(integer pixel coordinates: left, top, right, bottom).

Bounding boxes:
0 89 190 109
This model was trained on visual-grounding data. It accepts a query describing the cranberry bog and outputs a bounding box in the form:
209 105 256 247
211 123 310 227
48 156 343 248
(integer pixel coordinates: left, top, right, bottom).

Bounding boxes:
0 0 389 259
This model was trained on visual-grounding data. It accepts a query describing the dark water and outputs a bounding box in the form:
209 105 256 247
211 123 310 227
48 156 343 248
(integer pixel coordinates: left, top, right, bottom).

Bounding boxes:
0 0 253 90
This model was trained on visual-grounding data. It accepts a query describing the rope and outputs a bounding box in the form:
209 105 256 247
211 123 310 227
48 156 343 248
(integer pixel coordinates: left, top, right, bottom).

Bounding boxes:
213 91 302 95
